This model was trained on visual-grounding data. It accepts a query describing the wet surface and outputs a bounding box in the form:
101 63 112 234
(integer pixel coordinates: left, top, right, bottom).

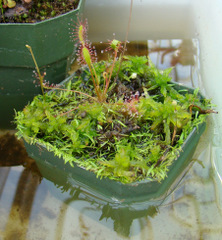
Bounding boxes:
0 40 222 239
0 131 42 240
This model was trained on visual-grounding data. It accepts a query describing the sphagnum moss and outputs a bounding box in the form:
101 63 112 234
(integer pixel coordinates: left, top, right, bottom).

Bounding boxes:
15 55 214 184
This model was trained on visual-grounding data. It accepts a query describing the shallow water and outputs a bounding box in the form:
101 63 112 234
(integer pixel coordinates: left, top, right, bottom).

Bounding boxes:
0 40 222 240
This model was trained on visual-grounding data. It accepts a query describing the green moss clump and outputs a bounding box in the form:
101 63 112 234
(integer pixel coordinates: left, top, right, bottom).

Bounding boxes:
15 56 213 183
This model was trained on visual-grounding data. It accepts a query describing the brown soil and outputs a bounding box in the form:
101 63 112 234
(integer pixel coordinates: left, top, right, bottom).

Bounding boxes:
0 0 80 23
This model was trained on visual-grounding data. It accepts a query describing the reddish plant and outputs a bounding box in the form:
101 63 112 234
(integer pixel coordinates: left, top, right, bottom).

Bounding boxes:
75 19 124 103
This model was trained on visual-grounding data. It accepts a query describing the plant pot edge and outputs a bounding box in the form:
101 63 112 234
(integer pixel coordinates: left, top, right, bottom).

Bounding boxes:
23 117 206 204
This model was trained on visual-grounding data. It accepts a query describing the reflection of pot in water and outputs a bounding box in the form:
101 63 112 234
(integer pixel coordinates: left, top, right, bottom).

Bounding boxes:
0 132 41 175
0 132 44 239
150 39 197 66
0 132 30 167
36 158 162 237
100 204 158 237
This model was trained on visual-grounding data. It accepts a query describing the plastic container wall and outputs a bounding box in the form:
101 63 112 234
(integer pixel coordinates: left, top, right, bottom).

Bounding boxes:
84 0 194 41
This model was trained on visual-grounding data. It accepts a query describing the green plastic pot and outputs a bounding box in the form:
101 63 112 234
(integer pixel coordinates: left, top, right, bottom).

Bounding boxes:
24 123 205 204
22 79 206 203
0 0 85 128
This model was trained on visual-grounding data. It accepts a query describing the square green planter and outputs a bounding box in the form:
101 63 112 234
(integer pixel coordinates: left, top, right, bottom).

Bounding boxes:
0 0 85 128
24 122 205 204
20 75 207 204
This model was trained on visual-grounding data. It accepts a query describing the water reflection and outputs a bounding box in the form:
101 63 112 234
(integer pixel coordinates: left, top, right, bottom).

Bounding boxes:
149 39 196 67
3 169 40 239
0 132 42 240
33 157 164 237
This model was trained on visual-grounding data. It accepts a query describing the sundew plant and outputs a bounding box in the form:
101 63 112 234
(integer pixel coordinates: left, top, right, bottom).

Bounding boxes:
15 18 216 184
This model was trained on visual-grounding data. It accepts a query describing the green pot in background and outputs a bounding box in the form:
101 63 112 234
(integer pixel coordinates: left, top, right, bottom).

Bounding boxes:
0 0 85 128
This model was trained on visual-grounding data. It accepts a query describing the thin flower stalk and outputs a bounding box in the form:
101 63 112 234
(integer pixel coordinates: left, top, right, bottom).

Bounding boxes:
26 45 45 97
76 20 123 102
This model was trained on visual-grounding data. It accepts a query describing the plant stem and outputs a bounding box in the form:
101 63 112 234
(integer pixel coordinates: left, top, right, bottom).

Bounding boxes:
59 106 79 117
26 45 45 97
123 0 133 55
87 64 103 102
104 48 118 95
43 86 98 102
114 0 133 83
